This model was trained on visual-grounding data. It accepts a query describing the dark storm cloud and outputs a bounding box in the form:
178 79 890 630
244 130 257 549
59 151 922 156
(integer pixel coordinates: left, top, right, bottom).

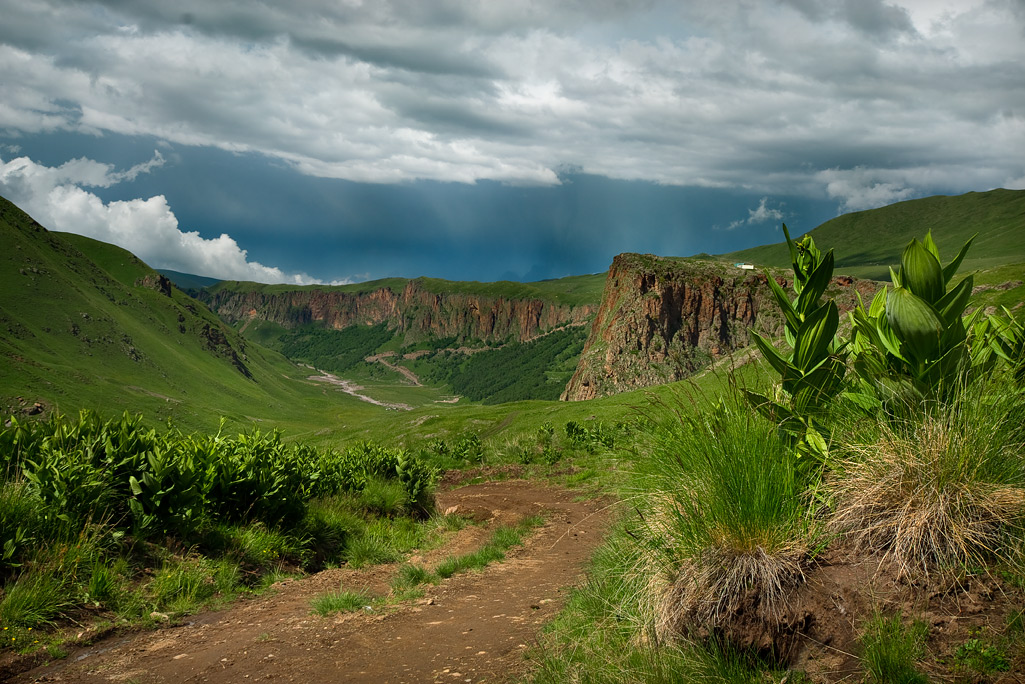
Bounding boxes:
1 0 1022 281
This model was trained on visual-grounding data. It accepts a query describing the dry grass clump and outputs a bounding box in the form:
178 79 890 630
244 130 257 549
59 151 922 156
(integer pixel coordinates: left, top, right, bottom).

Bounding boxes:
651 543 806 644
634 392 818 648
829 388 1025 578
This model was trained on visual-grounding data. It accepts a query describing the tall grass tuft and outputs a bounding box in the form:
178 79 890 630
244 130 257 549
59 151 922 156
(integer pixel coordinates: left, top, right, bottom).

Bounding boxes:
860 612 929 684
311 589 372 617
635 389 817 641
828 374 1025 577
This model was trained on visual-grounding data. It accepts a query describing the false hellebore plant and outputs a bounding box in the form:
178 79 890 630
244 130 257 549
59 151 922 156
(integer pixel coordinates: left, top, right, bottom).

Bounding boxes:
745 225 847 462
849 232 977 405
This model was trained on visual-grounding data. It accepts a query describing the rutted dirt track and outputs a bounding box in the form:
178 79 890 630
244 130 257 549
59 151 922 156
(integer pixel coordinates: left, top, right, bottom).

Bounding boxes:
17 480 611 684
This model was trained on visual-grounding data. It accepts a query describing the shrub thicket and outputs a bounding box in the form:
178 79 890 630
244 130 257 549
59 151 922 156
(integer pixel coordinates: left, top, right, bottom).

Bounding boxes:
0 411 438 638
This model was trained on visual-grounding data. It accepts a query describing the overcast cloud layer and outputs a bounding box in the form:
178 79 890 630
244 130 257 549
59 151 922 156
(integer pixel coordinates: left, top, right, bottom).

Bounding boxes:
1 0 1023 282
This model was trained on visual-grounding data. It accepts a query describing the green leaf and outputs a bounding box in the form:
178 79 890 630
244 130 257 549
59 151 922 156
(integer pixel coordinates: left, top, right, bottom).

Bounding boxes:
794 301 839 371
790 356 845 412
796 250 834 318
751 331 795 377
782 223 800 287
803 426 828 459
765 273 801 333
868 286 887 318
942 234 976 286
129 475 143 496
900 238 945 304
887 286 943 362
844 390 882 413
890 266 903 289
935 275 973 327
922 231 941 262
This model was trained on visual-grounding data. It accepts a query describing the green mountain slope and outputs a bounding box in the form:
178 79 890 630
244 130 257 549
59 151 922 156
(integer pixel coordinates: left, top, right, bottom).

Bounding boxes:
723 189 1025 280
0 196 346 432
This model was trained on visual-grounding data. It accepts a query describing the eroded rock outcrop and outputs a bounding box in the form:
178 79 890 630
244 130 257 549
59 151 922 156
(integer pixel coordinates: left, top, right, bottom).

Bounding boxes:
201 279 596 345
561 254 877 401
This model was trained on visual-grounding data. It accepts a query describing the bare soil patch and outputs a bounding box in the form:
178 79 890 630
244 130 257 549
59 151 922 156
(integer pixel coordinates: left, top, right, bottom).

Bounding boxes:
785 548 1025 682
13 479 611 684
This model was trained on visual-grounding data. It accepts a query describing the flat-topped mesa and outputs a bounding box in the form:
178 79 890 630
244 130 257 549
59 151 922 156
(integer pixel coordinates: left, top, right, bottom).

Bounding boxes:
201 279 597 345
561 253 876 401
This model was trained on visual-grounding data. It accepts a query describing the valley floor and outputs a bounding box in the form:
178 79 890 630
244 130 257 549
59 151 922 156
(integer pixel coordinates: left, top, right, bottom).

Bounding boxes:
12 479 611 684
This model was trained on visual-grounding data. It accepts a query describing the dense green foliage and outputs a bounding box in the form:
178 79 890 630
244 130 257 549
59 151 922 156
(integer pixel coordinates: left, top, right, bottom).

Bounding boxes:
745 226 847 460
277 323 397 373
418 327 587 403
0 410 439 644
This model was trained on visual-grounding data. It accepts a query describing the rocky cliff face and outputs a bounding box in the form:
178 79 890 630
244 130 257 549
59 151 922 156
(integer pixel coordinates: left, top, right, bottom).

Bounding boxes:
201 279 596 345
561 254 876 401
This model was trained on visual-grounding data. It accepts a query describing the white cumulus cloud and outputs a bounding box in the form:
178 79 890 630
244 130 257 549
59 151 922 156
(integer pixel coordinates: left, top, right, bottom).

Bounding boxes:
0 152 325 284
725 197 786 230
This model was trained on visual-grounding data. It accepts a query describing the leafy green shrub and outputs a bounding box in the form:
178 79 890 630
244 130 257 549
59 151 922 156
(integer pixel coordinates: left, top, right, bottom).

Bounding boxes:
850 232 980 404
395 450 437 515
451 433 485 463
745 225 846 461
564 420 620 453
953 636 1010 676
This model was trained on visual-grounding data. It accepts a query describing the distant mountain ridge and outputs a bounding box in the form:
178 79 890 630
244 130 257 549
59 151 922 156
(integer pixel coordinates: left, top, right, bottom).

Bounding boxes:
200 277 600 347
3 188 1020 414
722 188 1025 280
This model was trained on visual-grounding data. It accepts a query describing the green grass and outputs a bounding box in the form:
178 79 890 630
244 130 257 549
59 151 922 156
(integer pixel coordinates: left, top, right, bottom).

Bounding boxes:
435 515 544 579
391 563 438 591
861 613 930 684
828 373 1025 577
633 388 816 638
0 196 366 436
722 188 1025 279
311 589 373 617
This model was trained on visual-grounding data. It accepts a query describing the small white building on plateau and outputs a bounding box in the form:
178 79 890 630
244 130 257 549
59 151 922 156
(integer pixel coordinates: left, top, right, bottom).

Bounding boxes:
733 263 755 270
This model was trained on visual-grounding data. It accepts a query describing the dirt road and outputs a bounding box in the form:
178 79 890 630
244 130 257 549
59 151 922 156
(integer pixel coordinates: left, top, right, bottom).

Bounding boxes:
17 479 611 683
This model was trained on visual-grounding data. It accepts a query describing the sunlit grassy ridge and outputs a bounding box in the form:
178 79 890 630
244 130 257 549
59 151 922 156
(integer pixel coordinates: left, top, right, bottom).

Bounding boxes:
723 188 1025 280
0 196 359 435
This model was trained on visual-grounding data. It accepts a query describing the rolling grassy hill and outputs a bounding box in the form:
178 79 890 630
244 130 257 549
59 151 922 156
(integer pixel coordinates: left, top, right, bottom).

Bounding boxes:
722 188 1025 280
0 195 354 434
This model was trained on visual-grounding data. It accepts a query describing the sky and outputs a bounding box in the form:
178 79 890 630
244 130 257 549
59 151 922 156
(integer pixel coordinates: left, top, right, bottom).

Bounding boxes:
0 0 1023 285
